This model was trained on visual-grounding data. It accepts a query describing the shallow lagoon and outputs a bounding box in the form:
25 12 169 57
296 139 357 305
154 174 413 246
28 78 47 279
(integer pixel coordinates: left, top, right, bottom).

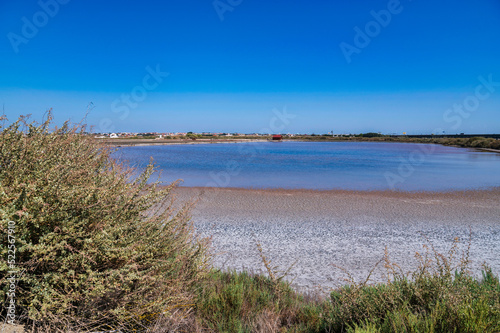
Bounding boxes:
113 141 500 191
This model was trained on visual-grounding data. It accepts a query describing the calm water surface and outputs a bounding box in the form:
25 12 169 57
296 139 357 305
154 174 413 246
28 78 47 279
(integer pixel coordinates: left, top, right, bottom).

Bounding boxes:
112 142 500 191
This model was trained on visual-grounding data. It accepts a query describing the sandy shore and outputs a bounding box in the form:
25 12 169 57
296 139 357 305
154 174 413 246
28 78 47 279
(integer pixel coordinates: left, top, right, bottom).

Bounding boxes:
172 187 500 294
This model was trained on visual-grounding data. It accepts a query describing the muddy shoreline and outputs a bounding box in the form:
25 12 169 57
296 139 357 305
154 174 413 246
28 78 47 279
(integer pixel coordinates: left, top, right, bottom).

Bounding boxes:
172 187 500 294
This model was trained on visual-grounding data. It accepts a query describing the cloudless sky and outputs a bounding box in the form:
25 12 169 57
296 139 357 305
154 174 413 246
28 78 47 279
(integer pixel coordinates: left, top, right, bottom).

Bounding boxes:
1 0 499 134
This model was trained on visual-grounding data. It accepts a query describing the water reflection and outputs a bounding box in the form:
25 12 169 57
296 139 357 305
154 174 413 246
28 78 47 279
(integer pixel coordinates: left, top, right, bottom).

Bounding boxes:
112 142 500 191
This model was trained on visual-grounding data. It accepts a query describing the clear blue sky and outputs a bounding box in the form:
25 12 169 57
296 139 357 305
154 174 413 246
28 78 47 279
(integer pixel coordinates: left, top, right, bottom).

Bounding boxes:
1 0 499 134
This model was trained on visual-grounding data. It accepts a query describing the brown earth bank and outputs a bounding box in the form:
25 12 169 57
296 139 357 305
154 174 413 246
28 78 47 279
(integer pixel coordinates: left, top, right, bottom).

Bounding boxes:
172 187 500 294
99 134 500 146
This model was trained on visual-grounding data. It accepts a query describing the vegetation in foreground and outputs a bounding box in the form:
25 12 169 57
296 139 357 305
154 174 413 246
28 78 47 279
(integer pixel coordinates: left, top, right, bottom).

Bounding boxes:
186 242 500 333
0 114 210 331
1 115 499 332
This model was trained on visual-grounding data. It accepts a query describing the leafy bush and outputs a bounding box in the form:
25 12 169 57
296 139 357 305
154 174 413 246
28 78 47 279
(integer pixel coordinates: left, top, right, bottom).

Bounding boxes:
0 114 210 331
326 242 500 333
189 238 500 333
1 113 499 332
194 270 326 333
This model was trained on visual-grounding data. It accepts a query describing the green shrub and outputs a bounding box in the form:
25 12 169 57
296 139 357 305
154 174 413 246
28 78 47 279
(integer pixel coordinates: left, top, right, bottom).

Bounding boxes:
195 270 328 333
1 114 499 332
0 114 210 331
326 243 500 333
